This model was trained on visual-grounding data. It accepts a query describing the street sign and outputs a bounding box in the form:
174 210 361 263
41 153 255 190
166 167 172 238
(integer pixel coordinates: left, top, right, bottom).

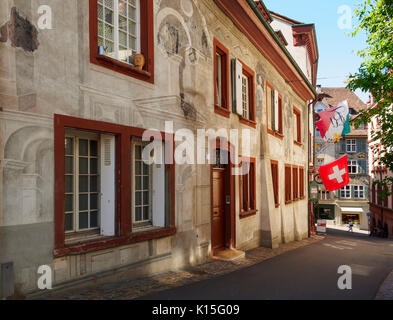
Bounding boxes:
317 219 327 234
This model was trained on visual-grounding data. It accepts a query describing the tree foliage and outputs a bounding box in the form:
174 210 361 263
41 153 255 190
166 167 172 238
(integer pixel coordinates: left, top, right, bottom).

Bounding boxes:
347 0 393 195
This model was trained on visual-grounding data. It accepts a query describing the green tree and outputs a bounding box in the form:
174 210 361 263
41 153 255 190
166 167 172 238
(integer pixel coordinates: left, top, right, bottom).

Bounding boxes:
347 0 393 197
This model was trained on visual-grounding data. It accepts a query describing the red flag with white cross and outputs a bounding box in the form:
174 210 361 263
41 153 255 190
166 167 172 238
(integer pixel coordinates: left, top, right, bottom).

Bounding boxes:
318 155 350 192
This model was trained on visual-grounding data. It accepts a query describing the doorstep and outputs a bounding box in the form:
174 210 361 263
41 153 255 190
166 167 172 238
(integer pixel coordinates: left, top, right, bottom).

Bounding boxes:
212 248 245 261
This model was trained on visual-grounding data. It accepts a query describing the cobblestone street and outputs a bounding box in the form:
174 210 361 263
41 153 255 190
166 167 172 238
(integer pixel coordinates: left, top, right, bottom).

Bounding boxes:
32 236 324 300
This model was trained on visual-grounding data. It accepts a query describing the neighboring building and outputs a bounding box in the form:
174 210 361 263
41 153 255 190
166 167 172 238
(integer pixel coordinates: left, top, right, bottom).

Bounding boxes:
368 97 393 238
0 0 317 296
315 88 369 230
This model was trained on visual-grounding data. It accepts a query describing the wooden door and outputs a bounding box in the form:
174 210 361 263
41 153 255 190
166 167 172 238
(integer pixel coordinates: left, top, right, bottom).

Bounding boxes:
212 168 226 250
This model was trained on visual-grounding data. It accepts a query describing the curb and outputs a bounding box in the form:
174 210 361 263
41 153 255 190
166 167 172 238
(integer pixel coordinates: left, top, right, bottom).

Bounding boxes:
375 270 393 300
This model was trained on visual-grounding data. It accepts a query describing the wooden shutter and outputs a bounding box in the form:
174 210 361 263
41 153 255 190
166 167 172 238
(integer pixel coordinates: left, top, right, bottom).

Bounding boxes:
235 59 243 116
100 134 116 236
271 162 279 207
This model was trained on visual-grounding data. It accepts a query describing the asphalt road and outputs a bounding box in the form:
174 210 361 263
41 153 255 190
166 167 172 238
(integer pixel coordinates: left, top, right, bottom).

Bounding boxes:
141 229 393 300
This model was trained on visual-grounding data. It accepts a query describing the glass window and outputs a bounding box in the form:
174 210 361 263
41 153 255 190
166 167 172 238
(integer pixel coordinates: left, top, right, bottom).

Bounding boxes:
340 185 351 199
242 74 249 119
98 0 140 66
346 139 356 153
348 160 358 174
64 133 100 233
354 185 364 199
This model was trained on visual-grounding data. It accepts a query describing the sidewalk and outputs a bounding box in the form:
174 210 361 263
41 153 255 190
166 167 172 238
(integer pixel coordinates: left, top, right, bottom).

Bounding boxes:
326 224 369 235
376 270 393 300
31 235 324 300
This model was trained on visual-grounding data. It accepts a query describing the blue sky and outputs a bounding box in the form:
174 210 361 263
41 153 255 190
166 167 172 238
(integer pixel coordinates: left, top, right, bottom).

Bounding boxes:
264 0 369 102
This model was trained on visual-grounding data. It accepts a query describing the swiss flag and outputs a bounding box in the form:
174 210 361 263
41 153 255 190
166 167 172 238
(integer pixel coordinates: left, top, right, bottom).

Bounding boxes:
318 155 350 192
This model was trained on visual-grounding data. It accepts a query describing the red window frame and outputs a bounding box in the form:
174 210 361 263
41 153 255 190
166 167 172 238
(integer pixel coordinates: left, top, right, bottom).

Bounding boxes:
292 165 299 201
285 164 292 204
54 114 175 257
299 166 305 199
271 160 279 208
213 38 230 118
239 61 256 128
239 157 257 218
266 81 283 139
293 106 302 146
89 0 155 83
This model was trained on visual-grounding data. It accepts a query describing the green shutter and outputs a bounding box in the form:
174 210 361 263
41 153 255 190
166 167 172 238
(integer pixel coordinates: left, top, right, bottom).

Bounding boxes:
358 160 367 174
340 140 346 153
365 186 370 199
350 185 354 198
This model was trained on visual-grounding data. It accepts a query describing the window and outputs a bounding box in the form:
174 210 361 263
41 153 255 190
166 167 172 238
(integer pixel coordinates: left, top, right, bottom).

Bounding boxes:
346 139 356 153
266 82 283 136
214 39 229 116
239 63 255 126
90 0 154 83
285 164 292 204
242 75 249 119
372 184 376 204
64 132 101 234
293 107 302 145
354 185 365 199
299 167 305 199
54 115 175 256
320 190 330 200
132 139 152 227
340 185 351 198
239 158 256 216
292 166 298 200
348 160 358 174
271 161 279 207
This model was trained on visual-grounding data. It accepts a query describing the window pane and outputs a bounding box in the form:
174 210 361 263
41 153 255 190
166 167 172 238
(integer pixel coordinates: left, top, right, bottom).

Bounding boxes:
65 156 74 174
90 140 98 156
135 191 142 206
135 207 142 222
90 194 98 210
65 175 73 193
65 137 74 155
65 194 73 212
65 213 73 231
79 212 89 229
143 191 149 205
90 176 98 192
143 163 149 175
98 4 103 20
119 16 127 31
104 23 114 40
119 0 127 16
79 139 88 156
119 30 127 46
104 0 113 9
90 211 98 228
135 145 142 159
90 158 98 174
105 9 113 24
136 176 142 190
143 176 149 190
79 176 89 193
143 206 149 221
79 157 88 174
79 194 88 211
135 161 142 175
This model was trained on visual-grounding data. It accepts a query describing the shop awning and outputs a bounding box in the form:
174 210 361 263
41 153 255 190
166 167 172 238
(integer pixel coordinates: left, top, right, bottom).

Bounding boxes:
340 207 364 213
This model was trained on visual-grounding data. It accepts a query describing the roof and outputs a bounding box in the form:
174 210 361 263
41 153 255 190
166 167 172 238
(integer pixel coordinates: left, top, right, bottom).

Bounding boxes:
321 87 368 136
321 87 367 112
269 10 304 25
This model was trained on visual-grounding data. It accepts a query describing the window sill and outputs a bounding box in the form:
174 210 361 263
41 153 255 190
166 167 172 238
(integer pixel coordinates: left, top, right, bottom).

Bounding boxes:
92 54 153 83
268 130 284 140
294 141 302 147
214 105 230 118
240 210 257 219
54 226 176 257
285 200 292 205
275 203 280 208
239 117 256 128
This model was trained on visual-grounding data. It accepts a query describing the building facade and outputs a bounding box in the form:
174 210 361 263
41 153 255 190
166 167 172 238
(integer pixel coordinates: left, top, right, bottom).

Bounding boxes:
0 0 317 297
368 97 393 238
315 88 369 230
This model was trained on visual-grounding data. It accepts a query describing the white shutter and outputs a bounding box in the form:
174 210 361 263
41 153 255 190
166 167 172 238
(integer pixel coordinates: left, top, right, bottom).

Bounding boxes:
100 134 116 236
274 90 279 131
152 144 165 227
235 59 243 116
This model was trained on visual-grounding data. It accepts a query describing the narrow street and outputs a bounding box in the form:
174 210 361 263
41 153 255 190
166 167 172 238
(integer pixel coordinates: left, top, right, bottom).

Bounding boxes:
141 229 393 300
